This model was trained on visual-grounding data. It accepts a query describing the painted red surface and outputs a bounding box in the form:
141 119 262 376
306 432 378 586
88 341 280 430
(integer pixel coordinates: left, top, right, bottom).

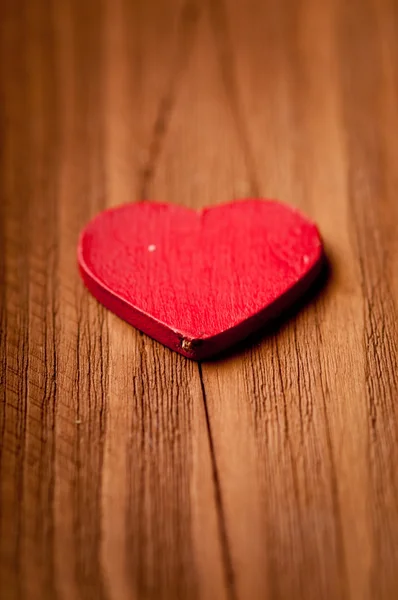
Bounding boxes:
78 199 323 360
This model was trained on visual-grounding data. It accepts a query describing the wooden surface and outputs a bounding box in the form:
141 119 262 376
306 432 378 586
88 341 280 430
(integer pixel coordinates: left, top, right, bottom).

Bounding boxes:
1 0 398 598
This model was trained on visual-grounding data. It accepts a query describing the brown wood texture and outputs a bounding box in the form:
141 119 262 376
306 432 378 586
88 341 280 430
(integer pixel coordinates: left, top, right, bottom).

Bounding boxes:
1 0 398 598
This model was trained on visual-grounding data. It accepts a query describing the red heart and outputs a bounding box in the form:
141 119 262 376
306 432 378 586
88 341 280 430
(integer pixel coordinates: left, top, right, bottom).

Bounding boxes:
78 199 323 359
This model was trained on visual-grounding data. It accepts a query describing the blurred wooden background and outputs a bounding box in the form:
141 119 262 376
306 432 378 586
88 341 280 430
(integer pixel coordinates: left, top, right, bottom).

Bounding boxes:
1 0 398 598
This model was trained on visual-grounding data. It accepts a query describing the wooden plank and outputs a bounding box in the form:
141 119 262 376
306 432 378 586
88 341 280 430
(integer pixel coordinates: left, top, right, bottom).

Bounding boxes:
0 1 227 599
198 0 398 598
1 0 398 599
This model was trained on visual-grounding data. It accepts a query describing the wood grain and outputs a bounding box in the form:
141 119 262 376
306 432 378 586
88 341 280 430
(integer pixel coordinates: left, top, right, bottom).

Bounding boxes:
1 0 398 599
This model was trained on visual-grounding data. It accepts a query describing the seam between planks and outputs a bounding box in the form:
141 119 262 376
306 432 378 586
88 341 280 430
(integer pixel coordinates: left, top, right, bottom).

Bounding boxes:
207 0 260 197
198 363 237 600
139 0 201 199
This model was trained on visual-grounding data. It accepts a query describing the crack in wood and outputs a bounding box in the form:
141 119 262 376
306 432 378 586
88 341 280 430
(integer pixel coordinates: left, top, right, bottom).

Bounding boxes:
198 363 237 600
139 0 201 199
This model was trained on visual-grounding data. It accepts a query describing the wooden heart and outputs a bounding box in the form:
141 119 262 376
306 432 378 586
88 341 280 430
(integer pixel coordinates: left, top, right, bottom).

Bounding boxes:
78 199 323 360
